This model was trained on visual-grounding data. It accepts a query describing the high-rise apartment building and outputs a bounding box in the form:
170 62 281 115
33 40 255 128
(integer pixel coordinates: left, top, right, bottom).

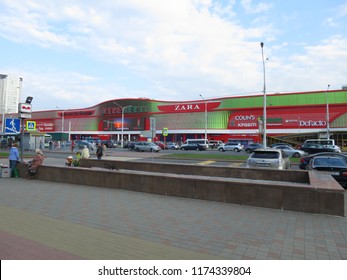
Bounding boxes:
0 74 22 114
0 74 23 134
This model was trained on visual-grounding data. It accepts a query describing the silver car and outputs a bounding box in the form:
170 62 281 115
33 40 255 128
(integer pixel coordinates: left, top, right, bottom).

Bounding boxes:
218 143 243 152
274 145 307 158
246 148 291 169
134 142 161 152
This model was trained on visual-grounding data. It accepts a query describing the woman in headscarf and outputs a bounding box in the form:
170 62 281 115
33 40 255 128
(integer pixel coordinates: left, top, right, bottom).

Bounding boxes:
27 149 45 179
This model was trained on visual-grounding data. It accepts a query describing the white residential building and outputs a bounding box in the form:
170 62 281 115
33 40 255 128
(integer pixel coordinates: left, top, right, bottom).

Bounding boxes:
0 74 23 133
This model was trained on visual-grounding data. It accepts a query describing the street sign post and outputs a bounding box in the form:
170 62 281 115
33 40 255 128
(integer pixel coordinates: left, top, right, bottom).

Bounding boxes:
5 118 20 134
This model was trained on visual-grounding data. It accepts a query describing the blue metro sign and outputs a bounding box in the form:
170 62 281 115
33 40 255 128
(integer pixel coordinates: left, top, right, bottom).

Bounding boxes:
5 118 20 134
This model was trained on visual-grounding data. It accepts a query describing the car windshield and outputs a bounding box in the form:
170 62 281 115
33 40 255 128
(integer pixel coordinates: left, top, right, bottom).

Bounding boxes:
313 158 347 167
251 151 280 159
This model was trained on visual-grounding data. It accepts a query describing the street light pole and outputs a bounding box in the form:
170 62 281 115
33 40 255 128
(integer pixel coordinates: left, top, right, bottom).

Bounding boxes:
114 102 132 148
199 94 207 144
260 42 267 148
62 110 65 133
56 107 65 136
325 84 331 139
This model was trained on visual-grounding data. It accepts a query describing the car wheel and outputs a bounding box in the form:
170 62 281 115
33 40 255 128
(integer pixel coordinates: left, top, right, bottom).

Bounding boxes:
293 153 300 158
135 148 140 152
234 148 239 152
218 148 224 152
246 149 251 154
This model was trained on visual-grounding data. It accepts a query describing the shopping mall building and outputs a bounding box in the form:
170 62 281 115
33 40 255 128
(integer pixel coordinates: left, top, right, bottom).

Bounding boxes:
14 89 347 150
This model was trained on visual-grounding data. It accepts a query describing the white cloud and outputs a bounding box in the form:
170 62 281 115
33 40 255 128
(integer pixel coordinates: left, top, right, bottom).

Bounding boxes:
241 0 273 14
0 0 346 110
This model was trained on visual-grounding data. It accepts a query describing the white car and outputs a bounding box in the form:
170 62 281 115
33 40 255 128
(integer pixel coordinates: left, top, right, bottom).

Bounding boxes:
327 145 341 153
218 143 243 152
246 148 291 169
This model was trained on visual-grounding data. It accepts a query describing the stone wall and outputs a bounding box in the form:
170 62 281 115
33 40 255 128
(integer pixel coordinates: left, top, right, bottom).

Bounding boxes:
16 160 345 216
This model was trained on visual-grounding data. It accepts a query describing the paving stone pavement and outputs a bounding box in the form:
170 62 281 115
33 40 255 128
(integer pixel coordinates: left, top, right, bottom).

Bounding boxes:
0 177 346 260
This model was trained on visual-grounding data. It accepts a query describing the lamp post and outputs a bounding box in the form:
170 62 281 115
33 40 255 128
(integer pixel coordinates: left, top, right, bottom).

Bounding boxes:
20 96 33 162
114 102 132 148
325 84 331 139
199 94 208 144
56 107 65 135
260 42 267 148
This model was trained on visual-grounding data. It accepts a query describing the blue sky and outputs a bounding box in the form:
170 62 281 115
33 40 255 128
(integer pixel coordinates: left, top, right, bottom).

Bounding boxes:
0 0 346 111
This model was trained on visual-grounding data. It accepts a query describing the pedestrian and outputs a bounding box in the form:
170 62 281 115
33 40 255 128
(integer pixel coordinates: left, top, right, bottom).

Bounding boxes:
96 143 103 160
27 149 45 179
81 145 90 159
102 143 107 157
8 143 19 177
71 140 75 152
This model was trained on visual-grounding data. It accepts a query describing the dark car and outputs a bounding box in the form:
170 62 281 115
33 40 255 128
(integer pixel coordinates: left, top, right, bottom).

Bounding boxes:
101 140 117 148
180 143 207 151
244 143 263 154
126 141 139 150
74 140 95 151
269 143 293 148
310 156 347 188
300 143 337 154
299 152 347 170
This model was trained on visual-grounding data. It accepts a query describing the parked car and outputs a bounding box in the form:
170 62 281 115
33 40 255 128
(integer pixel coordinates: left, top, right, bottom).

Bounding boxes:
246 148 291 169
180 143 207 151
327 145 341 153
166 142 179 150
300 143 337 154
74 140 95 151
218 143 243 152
134 142 161 152
270 143 293 148
101 140 118 148
299 152 347 170
155 141 167 150
273 145 307 158
310 156 347 188
208 140 223 149
125 141 139 150
244 143 263 154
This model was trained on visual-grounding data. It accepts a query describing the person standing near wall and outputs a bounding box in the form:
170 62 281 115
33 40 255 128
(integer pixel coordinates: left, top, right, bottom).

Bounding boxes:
96 143 103 160
8 143 19 177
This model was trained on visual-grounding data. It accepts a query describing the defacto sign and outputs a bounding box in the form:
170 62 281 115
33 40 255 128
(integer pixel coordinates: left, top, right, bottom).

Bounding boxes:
228 107 333 130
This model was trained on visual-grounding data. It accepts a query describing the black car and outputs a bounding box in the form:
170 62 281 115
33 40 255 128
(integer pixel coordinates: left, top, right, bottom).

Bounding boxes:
300 143 337 154
244 143 263 153
310 156 347 188
125 141 139 150
299 152 347 170
180 143 207 151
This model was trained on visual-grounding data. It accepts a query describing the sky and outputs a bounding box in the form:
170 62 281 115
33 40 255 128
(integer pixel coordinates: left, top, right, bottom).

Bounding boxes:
0 0 347 111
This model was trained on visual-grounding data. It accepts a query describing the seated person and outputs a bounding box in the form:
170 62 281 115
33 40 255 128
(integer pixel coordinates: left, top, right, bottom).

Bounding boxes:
65 155 74 166
27 149 44 179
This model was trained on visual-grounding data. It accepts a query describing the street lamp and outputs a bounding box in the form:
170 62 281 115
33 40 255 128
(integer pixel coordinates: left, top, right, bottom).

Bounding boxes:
199 94 208 144
260 42 267 148
114 102 132 148
56 107 65 134
325 84 331 139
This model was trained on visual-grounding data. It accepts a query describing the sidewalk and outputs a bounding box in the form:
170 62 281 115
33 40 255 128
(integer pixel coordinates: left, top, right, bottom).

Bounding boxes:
0 176 346 260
